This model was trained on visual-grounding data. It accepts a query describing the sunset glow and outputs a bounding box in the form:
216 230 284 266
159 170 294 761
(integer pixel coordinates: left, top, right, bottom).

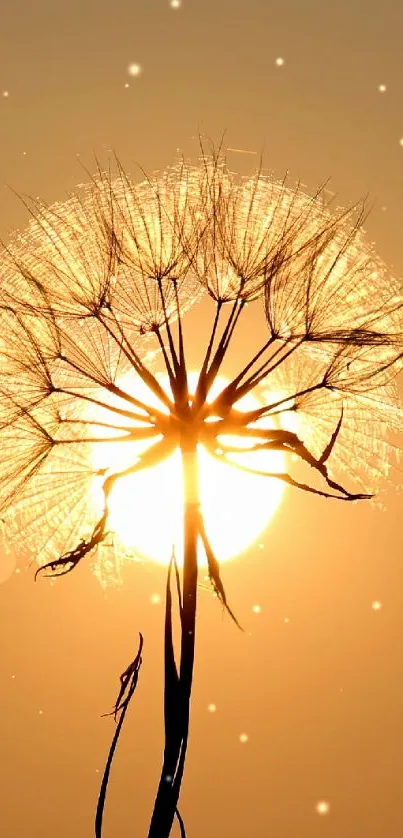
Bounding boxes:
91 373 285 566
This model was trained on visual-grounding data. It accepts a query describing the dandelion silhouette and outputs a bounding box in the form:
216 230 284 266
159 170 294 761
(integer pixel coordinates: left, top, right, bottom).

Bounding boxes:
1 141 403 837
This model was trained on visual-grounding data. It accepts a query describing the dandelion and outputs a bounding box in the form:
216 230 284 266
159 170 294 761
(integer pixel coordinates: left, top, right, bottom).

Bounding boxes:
0 142 402 838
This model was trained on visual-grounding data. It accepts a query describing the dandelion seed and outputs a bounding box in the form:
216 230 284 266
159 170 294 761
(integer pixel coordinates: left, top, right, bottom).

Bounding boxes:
2 90 9 98
150 593 161 604
315 800 330 815
275 57 284 66
239 733 249 743
372 600 382 611
170 0 181 7
377 84 387 93
127 63 142 77
208 703 216 712
252 604 262 614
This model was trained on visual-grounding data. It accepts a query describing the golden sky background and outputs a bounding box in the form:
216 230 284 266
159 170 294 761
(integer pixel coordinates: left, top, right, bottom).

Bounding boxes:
1 1 403 836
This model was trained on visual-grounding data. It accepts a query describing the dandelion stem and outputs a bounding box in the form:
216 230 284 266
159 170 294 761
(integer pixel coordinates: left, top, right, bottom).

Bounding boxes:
147 435 199 838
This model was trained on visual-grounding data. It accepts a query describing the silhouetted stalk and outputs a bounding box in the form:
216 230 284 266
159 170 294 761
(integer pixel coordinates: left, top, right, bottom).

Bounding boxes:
147 435 199 838
95 634 144 838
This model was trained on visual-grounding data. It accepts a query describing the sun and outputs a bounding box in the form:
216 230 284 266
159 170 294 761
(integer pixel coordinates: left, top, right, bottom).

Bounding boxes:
90 373 285 566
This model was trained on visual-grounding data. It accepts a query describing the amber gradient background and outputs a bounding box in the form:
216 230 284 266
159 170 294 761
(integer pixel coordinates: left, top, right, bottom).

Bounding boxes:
1 2 403 836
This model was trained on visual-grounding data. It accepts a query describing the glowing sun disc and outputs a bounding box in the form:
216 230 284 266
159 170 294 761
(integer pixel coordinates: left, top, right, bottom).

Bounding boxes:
93 374 284 566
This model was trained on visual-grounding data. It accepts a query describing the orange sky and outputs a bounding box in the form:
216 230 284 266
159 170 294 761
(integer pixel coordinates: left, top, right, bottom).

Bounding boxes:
1 2 403 837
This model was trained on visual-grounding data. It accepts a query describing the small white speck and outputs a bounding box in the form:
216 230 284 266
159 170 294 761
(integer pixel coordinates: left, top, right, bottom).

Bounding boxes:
11 674 16 680
128 63 142 77
124 83 129 89
208 703 216 713
239 733 249 743
164 774 173 783
275 57 285 67
15 568 21 574
284 617 289 624
150 593 161 605
38 709 43 715
315 800 330 815
399 138 403 147
2 90 9 98
95 768 100 773
252 604 262 614
372 600 382 611
170 0 181 7
381 205 387 212
378 84 387 93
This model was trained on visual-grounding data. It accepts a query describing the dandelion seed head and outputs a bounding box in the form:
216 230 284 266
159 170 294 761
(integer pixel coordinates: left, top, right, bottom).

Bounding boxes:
0 144 401 584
